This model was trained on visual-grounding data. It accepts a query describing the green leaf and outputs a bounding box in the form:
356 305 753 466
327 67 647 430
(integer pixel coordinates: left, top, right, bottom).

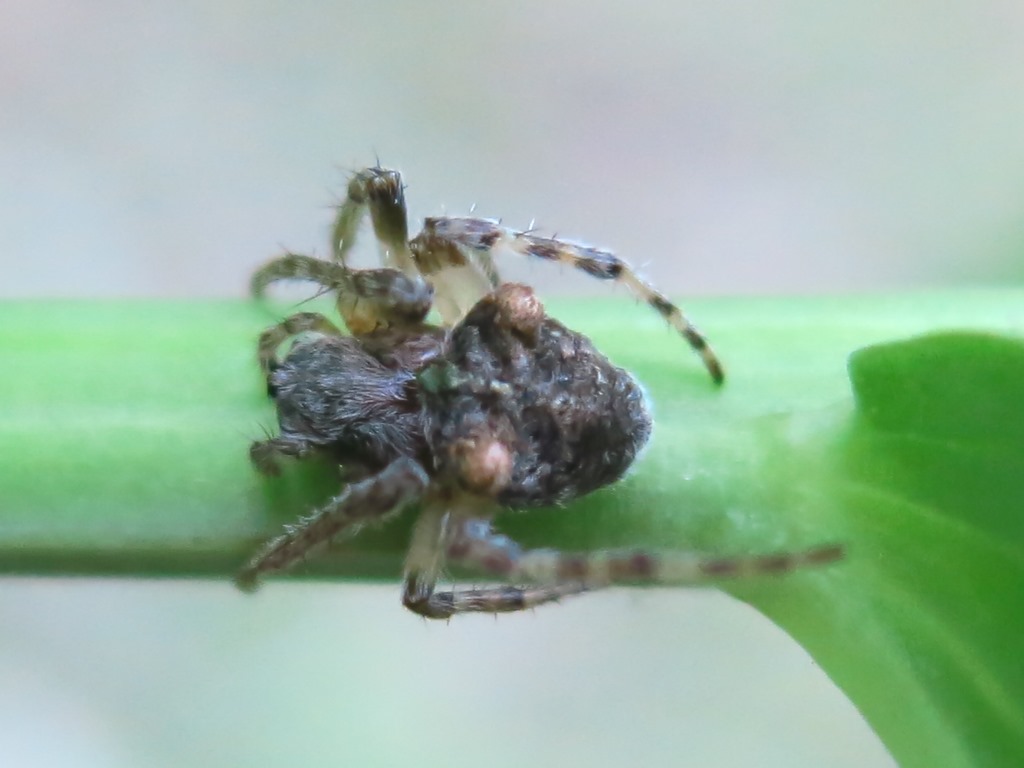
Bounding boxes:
2 292 1023 767
830 332 1024 767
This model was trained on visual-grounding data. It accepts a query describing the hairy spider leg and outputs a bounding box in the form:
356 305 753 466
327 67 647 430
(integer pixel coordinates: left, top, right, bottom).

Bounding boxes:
399 506 587 619
330 166 418 275
248 311 345 476
408 223 501 289
249 434 321 477
236 458 429 592
251 253 433 335
330 166 497 324
406 221 500 326
402 580 586 619
414 517 843 618
255 310 343 373
415 216 725 384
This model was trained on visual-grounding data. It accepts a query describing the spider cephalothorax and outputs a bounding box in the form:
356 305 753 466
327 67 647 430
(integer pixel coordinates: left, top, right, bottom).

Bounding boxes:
238 166 840 618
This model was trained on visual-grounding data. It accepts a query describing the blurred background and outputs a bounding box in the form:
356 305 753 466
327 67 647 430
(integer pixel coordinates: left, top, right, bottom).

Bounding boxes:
3 1 1023 765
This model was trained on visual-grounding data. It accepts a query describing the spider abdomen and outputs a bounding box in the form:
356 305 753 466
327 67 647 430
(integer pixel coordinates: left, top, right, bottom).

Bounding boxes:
421 295 652 508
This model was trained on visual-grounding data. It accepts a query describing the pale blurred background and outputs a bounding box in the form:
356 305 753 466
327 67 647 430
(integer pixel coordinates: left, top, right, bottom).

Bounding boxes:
4 1 1024 766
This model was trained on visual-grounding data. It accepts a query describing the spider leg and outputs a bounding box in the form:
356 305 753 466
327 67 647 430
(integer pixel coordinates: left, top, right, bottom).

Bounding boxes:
399 506 584 619
414 217 724 383
252 254 433 336
407 214 501 326
249 435 319 477
251 251 347 297
402 580 586 620
251 312 345 477
236 457 429 592
256 310 343 373
438 518 841 608
331 166 418 275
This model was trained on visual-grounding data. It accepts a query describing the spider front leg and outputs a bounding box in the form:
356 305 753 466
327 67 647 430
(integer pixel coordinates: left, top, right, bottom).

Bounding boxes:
249 312 344 477
251 255 434 336
407 212 501 326
256 311 343 373
415 217 724 383
236 458 429 592
249 435 319 477
402 579 586 620
427 518 842 617
399 507 585 619
330 166 417 274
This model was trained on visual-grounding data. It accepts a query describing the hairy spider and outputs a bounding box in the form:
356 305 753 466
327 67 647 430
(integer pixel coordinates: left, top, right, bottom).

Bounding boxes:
237 166 841 618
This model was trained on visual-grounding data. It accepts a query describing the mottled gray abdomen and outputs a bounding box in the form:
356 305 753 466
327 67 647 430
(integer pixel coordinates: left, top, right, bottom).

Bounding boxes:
421 313 652 508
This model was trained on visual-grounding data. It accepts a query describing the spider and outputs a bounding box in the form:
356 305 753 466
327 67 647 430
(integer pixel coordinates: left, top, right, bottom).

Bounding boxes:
237 166 841 618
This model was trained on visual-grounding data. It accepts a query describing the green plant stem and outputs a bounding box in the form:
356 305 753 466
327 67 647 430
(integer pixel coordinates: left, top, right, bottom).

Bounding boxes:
3 291 1024 768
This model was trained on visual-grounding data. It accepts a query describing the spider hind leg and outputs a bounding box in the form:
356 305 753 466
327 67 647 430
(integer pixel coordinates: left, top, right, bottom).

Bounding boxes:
237 458 429 592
